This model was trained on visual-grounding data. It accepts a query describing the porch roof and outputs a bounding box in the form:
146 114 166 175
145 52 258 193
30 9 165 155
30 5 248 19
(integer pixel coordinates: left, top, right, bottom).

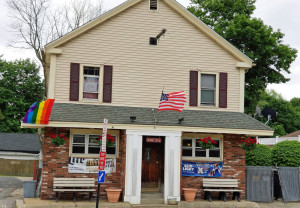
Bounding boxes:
43 103 272 134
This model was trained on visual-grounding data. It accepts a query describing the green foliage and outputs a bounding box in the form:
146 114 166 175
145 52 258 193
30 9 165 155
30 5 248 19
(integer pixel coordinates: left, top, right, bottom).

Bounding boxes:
188 0 297 113
0 58 44 133
50 134 66 147
257 90 300 135
246 144 272 166
272 140 300 167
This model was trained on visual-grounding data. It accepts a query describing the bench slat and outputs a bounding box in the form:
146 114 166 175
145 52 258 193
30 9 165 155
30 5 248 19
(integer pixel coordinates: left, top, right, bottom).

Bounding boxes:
54 189 95 192
54 178 95 181
204 189 242 192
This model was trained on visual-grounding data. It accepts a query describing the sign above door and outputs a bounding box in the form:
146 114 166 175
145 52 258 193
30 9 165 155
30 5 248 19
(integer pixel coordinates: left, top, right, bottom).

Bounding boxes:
146 137 162 143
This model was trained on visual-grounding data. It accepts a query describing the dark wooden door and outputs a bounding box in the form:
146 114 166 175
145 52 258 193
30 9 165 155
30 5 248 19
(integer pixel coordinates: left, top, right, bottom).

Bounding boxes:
142 142 161 184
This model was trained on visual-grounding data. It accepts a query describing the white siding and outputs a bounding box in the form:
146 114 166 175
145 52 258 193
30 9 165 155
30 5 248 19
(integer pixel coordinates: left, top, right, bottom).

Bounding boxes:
54 0 241 112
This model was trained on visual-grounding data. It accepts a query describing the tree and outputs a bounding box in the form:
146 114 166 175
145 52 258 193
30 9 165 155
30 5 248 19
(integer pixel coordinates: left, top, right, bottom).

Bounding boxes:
188 0 297 113
6 0 103 94
257 90 300 135
0 57 44 133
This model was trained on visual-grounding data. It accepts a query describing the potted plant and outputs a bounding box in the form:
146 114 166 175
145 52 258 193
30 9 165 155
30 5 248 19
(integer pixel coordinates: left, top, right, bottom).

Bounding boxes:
182 188 197 201
197 136 217 149
50 134 67 147
241 137 257 151
105 188 122 202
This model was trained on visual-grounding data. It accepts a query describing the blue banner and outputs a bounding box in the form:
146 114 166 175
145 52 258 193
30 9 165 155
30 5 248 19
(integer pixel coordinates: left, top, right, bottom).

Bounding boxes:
182 161 223 177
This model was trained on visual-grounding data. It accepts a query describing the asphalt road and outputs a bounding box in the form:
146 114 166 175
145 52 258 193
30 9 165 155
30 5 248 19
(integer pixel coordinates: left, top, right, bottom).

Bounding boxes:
0 177 24 208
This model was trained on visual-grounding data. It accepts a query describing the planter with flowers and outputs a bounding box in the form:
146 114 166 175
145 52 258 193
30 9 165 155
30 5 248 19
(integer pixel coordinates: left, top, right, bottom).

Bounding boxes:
241 137 257 151
96 134 116 148
197 136 217 149
50 134 67 147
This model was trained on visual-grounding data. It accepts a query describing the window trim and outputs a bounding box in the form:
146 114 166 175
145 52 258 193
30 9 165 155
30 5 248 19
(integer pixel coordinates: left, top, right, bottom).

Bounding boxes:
182 133 223 162
70 129 119 159
79 64 104 102
198 72 219 108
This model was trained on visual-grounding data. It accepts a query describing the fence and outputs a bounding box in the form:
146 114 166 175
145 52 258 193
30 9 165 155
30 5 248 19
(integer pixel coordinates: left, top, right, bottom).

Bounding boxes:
257 136 300 146
0 158 37 176
246 166 300 202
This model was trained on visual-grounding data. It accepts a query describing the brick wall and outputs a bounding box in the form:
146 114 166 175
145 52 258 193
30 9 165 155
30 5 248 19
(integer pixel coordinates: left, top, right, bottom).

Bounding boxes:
180 134 246 200
40 127 126 201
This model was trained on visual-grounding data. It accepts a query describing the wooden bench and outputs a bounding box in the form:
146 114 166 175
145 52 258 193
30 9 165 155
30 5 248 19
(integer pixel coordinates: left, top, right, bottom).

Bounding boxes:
53 178 96 202
203 178 242 202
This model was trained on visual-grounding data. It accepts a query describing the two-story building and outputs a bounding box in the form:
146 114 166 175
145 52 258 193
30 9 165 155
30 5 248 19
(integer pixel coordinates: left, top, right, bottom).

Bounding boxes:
22 0 273 204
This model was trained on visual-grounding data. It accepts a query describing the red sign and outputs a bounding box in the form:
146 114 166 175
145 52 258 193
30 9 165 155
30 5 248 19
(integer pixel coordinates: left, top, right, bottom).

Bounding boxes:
98 152 106 171
146 137 162 143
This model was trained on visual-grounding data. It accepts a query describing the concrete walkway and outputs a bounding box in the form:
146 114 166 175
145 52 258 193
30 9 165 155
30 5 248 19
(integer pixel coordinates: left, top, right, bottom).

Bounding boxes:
16 198 300 208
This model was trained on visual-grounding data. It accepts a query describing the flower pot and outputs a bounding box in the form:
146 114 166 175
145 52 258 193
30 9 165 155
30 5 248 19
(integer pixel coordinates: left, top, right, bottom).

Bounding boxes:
105 188 122 203
182 188 197 202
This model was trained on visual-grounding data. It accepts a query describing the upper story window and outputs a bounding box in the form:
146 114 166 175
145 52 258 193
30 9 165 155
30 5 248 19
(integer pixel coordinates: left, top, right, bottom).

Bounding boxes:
201 74 216 105
150 0 158 10
70 129 119 158
69 63 113 103
182 134 222 161
83 66 100 99
189 71 227 108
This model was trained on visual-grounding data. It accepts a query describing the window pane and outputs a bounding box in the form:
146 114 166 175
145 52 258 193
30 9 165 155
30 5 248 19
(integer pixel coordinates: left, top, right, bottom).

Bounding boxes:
107 146 116 155
84 67 99 75
73 135 85 143
201 74 216 88
183 139 192 147
88 145 100 154
83 77 99 93
214 140 220 148
72 145 85 153
182 148 192 156
209 149 220 157
89 135 100 144
195 149 206 157
201 90 215 104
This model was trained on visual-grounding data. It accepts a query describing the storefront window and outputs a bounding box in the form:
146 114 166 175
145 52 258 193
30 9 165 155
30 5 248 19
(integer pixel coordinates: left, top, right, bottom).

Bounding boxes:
182 137 222 161
71 132 117 157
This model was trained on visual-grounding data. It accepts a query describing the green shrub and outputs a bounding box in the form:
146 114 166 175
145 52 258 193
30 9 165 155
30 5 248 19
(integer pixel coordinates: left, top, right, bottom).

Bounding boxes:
246 144 272 166
272 140 300 167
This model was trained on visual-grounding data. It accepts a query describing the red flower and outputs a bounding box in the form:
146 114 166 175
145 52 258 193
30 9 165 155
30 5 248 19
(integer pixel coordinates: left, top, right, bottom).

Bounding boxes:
50 134 56 139
59 134 64 138
64 137 67 140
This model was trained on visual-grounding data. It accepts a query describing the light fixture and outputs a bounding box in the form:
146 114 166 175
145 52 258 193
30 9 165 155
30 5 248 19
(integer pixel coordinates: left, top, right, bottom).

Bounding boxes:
130 116 136 122
178 117 184 124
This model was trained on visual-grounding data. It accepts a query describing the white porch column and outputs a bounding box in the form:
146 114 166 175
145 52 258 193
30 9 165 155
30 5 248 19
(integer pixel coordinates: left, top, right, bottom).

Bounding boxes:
124 130 143 204
164 131 181 203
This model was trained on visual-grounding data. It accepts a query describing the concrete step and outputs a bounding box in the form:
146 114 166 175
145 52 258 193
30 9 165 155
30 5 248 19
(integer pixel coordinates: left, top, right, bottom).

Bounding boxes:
141 192 164 204
132 204 177 208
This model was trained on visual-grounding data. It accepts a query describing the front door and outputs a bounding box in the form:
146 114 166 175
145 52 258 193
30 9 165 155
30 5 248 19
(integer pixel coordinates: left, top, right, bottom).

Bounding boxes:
141 136 164 192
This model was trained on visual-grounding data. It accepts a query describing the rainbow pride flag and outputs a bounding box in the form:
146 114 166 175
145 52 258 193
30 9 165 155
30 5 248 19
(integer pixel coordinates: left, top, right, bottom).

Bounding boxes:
23 99 55 124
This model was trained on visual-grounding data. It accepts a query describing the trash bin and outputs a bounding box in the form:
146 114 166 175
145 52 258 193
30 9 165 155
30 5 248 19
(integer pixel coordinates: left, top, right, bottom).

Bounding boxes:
23 180 37 198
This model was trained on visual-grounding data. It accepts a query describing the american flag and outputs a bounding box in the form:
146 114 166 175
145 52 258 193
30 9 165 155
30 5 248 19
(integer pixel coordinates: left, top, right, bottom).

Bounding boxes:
158 91 186 112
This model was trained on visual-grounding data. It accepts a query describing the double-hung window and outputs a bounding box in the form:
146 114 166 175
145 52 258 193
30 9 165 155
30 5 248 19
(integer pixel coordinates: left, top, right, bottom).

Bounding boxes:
83 66 100 99
200 74 216 105
182 134 222 161
71 130 118 158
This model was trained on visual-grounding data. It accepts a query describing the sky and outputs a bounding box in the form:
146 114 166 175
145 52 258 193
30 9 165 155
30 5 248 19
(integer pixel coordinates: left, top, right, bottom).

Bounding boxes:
1 0 300 100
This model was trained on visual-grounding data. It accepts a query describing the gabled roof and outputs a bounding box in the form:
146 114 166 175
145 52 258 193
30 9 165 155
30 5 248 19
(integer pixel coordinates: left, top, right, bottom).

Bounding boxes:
0 132 40 154
45 0 252 67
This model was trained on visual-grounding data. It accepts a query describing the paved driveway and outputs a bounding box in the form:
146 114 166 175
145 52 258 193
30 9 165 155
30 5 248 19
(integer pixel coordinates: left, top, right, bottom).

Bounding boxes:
257 201 300 208
0 177 30 208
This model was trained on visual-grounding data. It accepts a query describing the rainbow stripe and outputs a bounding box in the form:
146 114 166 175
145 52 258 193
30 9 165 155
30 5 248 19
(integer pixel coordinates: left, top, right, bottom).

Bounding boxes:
23 99 55 124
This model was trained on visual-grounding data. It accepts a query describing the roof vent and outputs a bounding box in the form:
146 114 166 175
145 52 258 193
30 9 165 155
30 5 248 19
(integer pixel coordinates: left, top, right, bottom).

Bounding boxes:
150 0 157 10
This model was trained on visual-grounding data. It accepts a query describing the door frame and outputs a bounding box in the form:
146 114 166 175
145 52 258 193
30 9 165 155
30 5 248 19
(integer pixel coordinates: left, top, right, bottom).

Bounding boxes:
124 130 181 204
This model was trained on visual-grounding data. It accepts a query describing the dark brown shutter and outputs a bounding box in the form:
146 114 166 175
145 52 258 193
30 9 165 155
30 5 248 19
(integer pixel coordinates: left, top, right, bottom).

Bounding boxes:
103 65 113 103
219 72 228 108
190 71 198 106
70 63 80 101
